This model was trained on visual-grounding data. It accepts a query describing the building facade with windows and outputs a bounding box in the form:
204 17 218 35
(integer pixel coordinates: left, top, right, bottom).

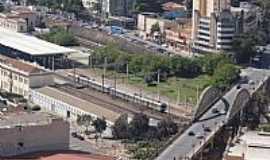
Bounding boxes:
192 0 236 53
165 21 192 52
82 0 136 17
231 2 261 34
0 6 37 32
0 13 27 32
0 55 53 98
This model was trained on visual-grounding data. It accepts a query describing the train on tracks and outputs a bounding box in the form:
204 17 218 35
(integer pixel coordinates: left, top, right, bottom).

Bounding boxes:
67 73 168 112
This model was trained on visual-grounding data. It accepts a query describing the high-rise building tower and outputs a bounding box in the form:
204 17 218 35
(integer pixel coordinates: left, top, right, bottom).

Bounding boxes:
192 0 235 53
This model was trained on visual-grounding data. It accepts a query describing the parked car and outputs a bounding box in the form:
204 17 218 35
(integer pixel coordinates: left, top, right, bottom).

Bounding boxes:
211 108 219 114
188 131 195 136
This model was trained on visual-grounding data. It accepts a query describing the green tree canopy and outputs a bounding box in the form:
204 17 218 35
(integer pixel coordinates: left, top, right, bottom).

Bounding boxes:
197 54 232 75
151 23 160 34
129 113 149 139
76 114 93 129
157 118 178 139
232 33 257 64
92 117 107 136
112 114 129 139
39 27 78 46
212 63 240 90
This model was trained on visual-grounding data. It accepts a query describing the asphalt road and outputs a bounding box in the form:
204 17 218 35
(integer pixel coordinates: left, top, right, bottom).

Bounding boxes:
155 87 238 160
155 68 270 160
69 123 99 153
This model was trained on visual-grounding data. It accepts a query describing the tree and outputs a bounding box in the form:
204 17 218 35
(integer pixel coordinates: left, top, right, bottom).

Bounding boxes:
76 114 93 130
197 54 232 75
26 0 38 5
37 0 83 16
170 57 201 78
212 64 240 90
232 33 257 64
39 27 78 46
134 0 165 13
129 113 149 139
112 114 129 139
92 117 107 137
0 3 4 12
157 118 178 139
144 74 156 86
150 22 160 35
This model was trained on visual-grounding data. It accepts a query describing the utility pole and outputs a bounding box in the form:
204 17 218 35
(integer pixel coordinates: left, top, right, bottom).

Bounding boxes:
73 62 76 84
102 74 105 93
157 70 160 101
101 57 107 93
52 56 55 71
177 86 181 105
196 85 199 105
184 95 187 110
114 73 117 97
126 62 129 83
103 57 107 77
89 55 93 68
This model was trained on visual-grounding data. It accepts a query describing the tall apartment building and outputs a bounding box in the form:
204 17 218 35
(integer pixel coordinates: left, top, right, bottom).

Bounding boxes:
192 0 236 53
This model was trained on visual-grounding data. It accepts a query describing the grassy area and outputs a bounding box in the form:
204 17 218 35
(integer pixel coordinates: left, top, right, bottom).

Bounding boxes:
128 75 211 105
126 140 166 160
86 68 211 105
258 124 270 132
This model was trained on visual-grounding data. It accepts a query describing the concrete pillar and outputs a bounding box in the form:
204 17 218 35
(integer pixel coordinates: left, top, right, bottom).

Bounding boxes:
52 56 55 71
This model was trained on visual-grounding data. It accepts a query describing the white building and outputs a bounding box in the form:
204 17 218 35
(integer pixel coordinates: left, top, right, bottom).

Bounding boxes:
137 12 175 40
82 0 99 14
0 55 54 98
30 86 121 125
0 13 27 32
82 0 135 17
0 27 76 69
0 6 37 32
0 112 69 157
225 131 270 160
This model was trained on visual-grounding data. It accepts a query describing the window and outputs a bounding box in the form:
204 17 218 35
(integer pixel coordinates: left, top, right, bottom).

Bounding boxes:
23 90 28 97
18 88 23 95
67 111 71 118
17 142 24 147
19 77 23 83
24 79 28 84
13 75 18 81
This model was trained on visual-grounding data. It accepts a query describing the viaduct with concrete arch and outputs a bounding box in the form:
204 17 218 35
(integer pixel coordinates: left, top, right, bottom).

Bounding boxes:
156 75 270 160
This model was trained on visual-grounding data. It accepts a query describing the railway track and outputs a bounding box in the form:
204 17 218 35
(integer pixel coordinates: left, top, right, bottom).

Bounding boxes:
57 84 173 121
54 71 189 122
75 36 103 49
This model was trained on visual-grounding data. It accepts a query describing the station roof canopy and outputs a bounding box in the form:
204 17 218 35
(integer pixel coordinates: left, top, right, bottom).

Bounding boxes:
0 27 76 56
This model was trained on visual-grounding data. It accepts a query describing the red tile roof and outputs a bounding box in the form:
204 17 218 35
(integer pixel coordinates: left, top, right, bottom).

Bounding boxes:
5 152 115 160
40 153 114 160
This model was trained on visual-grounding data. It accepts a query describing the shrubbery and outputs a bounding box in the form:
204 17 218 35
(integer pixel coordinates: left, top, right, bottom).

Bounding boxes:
38 27 78 46
112 113 178 141
93 44 240 90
